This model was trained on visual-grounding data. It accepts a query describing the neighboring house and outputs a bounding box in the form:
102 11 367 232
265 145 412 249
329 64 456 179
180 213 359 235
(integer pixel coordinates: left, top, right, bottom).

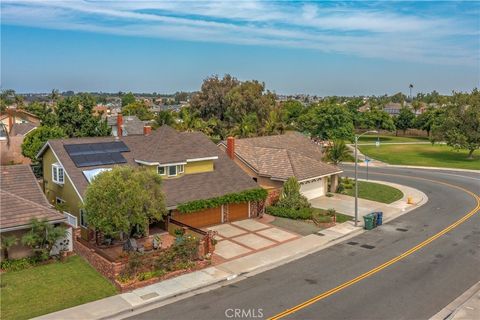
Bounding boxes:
0 165 69 259
218 132 342 201
36 125 259 240
107 114 146 137
0 120 38 165
0 107 41 133
383 102 403 116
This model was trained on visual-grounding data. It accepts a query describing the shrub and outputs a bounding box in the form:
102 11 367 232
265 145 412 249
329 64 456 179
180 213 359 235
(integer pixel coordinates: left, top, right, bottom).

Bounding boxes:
138 271 156 281
21 218 67 261
156 235 199 272
276 177 311 210
266 206 312 220
0 257 36 272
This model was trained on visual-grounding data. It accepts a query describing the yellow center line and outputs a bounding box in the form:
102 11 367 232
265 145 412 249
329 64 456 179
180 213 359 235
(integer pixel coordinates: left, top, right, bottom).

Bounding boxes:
269 174 480 320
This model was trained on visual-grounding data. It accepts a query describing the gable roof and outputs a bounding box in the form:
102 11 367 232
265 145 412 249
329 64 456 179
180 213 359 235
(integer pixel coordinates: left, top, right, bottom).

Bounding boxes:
221 132 342 182
0 165 65 231
38 126 258 208
10 122 37 136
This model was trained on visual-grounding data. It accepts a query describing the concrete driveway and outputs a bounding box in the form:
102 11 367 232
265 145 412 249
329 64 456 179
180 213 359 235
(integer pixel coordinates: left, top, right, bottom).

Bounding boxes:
206 219 298 260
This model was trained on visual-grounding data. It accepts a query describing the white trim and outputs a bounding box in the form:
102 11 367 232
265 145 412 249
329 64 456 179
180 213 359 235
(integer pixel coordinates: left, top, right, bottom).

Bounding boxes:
52 163 65 185
64 212 78 228
168 165 178 177
45 142 85 202
24 126 37 136
298 171 343 184
178 164 184 174
161 161 187 166
55 197 65 205
135 159 159 166
186 156 218 162
36 141 51 159
157 165 166 176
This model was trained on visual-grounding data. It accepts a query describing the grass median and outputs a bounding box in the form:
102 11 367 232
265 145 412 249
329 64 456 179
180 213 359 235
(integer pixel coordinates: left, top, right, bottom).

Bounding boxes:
342 181 404 204
359 144 479 170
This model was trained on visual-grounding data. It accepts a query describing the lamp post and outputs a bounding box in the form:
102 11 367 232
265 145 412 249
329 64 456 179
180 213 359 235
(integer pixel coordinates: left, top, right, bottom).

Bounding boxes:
354 130 378 227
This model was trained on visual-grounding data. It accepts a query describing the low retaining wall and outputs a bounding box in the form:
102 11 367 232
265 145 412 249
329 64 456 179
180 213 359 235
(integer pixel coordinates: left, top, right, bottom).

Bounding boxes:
73 238 123 280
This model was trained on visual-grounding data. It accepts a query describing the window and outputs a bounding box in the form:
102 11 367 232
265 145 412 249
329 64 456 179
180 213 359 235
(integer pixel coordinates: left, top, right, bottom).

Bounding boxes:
157 166 166 176
52 163 64 184
56 197 65 205
80 209 88 228
178 164 184 174
168 165 177 177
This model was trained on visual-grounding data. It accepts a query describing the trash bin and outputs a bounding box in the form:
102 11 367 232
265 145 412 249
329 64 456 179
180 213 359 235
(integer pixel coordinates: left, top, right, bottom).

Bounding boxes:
371 212 378 227
363 214 375 230
376 212 383 226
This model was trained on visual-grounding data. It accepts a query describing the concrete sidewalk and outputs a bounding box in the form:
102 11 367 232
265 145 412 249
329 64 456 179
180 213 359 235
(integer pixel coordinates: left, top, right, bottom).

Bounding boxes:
310 179 428 223
36 181 428 320
430 281 480 320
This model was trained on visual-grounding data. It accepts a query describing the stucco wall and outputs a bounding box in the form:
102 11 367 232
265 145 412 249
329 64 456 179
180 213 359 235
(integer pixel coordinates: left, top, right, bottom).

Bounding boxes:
0 136 31 165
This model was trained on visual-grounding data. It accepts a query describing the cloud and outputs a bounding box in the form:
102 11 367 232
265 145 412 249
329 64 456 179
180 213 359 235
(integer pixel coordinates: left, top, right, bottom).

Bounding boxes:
1 0 478 65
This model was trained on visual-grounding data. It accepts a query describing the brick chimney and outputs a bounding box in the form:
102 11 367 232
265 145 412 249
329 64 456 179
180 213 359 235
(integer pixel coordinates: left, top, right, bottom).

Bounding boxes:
226 137 235 160
143 125 152 136
116 113 123 137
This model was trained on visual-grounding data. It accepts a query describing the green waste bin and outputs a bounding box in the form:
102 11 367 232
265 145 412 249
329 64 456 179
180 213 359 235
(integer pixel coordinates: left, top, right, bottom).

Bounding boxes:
363 214 375 230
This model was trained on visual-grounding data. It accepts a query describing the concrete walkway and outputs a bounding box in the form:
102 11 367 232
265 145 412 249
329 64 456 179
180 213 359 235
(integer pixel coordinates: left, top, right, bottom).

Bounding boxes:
310 179 428 224
430 281 480 320
35 181 428 320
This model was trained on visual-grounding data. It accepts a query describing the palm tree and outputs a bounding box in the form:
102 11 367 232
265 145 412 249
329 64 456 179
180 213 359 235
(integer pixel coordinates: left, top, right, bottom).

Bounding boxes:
1 235 18 260
326 140 350 165
50 89 60 105
409 84 414 100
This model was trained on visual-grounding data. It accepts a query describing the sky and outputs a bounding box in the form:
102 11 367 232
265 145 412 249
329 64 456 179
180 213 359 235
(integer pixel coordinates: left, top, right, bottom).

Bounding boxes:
1 1 479 96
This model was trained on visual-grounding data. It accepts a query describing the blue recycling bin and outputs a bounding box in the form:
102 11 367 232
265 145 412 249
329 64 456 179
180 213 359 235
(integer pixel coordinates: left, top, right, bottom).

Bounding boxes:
376 212 383 226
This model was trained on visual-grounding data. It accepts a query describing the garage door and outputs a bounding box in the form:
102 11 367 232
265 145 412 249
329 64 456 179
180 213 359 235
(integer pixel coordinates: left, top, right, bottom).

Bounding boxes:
300 178 325 200
228 203 249 222
171 207 221 228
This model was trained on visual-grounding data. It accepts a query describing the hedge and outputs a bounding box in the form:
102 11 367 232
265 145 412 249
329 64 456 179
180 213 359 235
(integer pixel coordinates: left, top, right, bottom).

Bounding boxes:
266 206 313 220
177 188 268 214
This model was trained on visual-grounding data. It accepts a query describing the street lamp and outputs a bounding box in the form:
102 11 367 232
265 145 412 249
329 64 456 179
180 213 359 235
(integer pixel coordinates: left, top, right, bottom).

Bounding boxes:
354 130 378 227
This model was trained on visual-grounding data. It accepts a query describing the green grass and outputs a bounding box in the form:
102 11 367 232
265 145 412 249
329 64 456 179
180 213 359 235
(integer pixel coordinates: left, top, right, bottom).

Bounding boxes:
356 134 429 144
343 181 403 204
359 144 480 170
0 256 117 320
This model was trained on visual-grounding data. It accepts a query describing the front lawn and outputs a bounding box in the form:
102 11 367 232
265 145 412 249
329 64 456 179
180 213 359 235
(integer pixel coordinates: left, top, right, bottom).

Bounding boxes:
342 181 403 204
359 144 479 170
0 256 117 320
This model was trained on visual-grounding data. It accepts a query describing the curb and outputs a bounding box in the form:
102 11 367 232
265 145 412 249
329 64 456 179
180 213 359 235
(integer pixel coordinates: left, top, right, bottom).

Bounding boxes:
111 228 367 319
429 281 480 320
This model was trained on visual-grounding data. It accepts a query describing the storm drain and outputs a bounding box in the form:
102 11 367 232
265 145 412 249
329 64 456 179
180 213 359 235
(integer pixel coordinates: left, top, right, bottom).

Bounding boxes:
140 292 159 300
360 244 375 249
347 241 359 245
396 228 408 232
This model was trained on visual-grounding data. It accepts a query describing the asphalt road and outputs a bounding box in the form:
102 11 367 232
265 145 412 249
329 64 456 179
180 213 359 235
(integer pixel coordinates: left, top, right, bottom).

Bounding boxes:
128 166 480 320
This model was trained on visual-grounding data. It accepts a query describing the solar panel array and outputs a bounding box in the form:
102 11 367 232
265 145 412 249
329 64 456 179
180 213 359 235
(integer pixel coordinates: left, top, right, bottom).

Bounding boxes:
64 141 130 167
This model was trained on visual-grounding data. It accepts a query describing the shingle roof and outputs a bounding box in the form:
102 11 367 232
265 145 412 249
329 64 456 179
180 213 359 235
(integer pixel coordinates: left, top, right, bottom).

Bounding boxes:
0 165 65 231
222 132 342 181
40 126 258 207
107 115 146 136
10 122 37 136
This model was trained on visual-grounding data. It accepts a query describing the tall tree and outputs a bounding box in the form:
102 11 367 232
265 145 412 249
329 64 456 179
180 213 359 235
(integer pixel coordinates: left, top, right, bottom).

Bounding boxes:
121 92 136 107
224 80 276 126
21 126 67 161
84 166 167 238
359 108 396 131
56 94 110 137
299 102 354 141
156 110 175 126
190 74 239 121
433 90 480 159
122 101 154 120
394 107 415 135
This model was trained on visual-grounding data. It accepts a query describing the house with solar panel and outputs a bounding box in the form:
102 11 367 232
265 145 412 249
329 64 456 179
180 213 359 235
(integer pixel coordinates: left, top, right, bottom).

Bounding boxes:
36 125 261 241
